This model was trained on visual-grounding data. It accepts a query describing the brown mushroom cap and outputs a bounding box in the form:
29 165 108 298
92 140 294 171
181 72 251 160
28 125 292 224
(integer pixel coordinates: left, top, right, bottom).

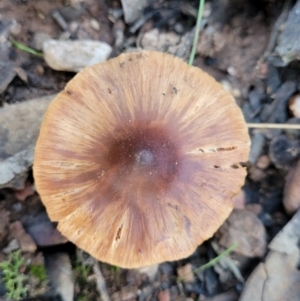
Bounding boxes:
33 51 250 268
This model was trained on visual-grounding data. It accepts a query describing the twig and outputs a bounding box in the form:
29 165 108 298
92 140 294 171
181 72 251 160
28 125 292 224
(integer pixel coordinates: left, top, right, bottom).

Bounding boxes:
92 259 110 301
52 10 69 32
247 123 300 130
188 0 205 66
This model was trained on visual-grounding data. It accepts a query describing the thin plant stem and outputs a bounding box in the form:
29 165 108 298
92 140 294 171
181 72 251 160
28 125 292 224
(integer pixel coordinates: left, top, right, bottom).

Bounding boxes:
194 243 238 273
188 0 205 66
11 40 43 57
247 123 300 130
177 243 238 282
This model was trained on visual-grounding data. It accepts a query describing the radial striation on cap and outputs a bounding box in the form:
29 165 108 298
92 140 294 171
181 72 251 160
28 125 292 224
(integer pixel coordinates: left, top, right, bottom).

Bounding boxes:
34 51 250 268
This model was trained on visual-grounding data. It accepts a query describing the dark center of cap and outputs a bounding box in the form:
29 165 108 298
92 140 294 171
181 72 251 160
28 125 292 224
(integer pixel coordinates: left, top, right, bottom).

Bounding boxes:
135 149 155 166
104 122 181 192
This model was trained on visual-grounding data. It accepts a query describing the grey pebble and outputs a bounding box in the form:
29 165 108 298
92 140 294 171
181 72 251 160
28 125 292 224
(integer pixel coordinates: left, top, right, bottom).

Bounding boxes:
0 45 15 94
45 252 74 301
22 212 68 247
3 238 20 254
249 131 265 165
120 0 148 24
273 0 300 66
269 135 300 169
32 32 52 51
0 94 55 189
43 39 112 72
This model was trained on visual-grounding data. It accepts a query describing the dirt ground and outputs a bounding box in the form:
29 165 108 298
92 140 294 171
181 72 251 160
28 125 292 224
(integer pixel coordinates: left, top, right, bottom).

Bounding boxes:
0 0 300 301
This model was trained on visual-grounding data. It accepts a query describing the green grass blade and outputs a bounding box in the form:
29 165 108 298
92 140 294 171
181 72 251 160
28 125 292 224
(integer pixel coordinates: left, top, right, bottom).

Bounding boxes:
11 40 43 57
195 243 238 273
188 0 205 66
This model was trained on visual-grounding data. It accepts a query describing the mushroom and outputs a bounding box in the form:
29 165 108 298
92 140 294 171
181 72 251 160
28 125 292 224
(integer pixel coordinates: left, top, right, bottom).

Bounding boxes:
33 51 250 268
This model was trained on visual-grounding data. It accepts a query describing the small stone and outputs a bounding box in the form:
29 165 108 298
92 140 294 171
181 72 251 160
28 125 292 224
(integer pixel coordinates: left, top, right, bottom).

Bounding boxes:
0 18 19 42
248 131 265 165
45 253 74 301
9 221 37 253
23 212 68 247
9 20 21 36
58 5 84 22
273 0 300 66
242 102 255 123
269 135 300 169
69 0 83 4
3 238 20 254
197 25 226 58
0 150 33 189
256 155 271 169
0 94 55 189
138 286 152 301
43 39 112 72
14 67 28 83
12 202 22 212
158 290 170 301
90 18 101 31
169 286 180 300
140 29 182 54
58 31 71 40
69 21 79 34
218 209 267 258
177 263 195 283
248 166 266 182
266 63 280 94
32 32 52 51
111 291 121 301
213 263 232 284
248 87 264 112
159 262 174 275
136 264 159 281
109 8 124 20
174 23 184 34
289 94 300 118
283 160 300 215
269 209 300 255
240 211 300 301
184 282 204 295
35 65 45 75
121 285 138 300
227 66 237 77
0 45 15 94
121 0 148 24
221 80 241 98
